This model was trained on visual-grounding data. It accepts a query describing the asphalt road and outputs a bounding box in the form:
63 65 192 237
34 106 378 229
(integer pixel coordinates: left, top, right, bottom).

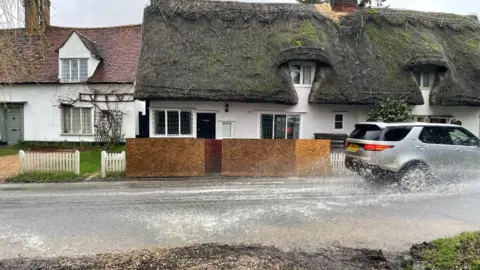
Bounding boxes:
0 176 479 259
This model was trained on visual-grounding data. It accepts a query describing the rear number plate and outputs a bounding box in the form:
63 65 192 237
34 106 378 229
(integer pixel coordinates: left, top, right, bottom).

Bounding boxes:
347 144 360 152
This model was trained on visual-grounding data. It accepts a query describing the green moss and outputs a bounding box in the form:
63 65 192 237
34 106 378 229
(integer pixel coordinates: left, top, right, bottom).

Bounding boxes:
452 35 480 54
398 29 412 44
367 8 381 21
421 32 442 53
169 47 175 56
281 20 322 47
319 28 327 42
365 24 400 80
421 231 480 270
367 8 380 16
298 20 318 42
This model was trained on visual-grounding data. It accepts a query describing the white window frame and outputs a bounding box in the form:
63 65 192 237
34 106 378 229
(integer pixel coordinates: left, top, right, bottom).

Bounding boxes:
419 72 435 90
414 115 452 124
60 58 89 83
258 113 302 139
289 62 316 87
61 107 93 135
219 121 235 139
149 108 196 138
333 112 345 131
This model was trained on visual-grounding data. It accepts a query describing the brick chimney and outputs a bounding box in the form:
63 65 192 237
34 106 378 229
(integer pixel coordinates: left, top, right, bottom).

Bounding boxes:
24 0 51 35
331 0 358 12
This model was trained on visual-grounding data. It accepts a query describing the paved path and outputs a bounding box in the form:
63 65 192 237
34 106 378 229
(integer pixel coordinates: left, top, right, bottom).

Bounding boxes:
0 155 18 182
0 177 479 259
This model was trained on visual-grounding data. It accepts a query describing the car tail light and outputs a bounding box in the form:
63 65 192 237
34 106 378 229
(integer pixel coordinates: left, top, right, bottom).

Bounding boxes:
344 141 349 147
363 144 393 151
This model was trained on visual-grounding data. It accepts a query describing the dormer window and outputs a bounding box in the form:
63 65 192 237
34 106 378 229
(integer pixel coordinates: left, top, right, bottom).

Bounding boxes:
419 72 435 90
289 62 315 86
61 58 88 83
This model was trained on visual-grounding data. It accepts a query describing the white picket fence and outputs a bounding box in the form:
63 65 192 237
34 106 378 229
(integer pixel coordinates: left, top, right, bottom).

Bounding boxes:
19 150 80 175
101 151 126 178
331 152 355 175
18 149 349 177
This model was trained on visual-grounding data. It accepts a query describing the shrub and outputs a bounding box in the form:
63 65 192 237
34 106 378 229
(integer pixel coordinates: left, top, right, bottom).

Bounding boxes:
367 97 412 122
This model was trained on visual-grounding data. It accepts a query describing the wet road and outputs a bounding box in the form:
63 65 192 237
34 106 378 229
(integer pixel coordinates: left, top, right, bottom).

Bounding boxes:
0 177 479 259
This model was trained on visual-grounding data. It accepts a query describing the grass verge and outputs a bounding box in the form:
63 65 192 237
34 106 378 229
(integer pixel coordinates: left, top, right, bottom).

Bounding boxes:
5 146 126 183
5 172 83 183
419 231 480 270
0 147 17 157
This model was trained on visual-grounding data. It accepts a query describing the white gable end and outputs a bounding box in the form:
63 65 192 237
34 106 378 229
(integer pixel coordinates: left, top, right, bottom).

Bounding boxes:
58 32 101 80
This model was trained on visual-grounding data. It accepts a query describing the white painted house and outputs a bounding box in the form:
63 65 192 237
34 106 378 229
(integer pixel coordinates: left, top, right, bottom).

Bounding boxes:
0 0 143 145
135 0 480 141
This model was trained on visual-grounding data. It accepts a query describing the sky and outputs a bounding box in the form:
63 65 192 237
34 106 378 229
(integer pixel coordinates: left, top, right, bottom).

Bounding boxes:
5 0 480 28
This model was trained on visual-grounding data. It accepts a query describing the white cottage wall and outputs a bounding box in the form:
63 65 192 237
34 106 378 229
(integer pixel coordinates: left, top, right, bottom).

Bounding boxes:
412 90 480 136
0 84 138 142
150 86 370 139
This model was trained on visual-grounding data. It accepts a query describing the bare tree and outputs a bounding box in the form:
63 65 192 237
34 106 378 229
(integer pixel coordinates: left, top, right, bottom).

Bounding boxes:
56 84 134 149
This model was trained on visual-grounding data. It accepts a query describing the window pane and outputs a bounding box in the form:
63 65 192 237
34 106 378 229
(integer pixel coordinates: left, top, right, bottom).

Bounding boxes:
222 122 232 138
422 73 430 88
419 127 451 144
335 121 343 130
291 71 300 84
71 108 81 133
335 114 343 122
180 111 192 135
79 59 88 81
81 108 92 134
167 111 179 135
61 60 70 82
349 124 383 140
303 65 311 84
287 115 300 139
261 114 273 139
274 115 287 139
383 127 412 142
71 59 79 82
155 111 166 135
448 128 479 146
62 108 71 133
429 117 447 124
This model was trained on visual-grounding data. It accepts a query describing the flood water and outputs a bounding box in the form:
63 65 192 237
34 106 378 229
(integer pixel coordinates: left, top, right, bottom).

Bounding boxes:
0 176 479 259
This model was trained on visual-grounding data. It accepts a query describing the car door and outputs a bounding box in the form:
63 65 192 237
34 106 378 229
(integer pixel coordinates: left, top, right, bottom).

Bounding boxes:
445 126 480 178
416 126 460 178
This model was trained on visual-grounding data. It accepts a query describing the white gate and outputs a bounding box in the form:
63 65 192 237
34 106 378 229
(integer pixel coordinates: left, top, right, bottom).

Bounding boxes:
331 152 354 175
19 150 80 175
101 151 126 178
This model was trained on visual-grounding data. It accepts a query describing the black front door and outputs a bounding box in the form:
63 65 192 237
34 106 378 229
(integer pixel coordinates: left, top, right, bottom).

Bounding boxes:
197 113 216 139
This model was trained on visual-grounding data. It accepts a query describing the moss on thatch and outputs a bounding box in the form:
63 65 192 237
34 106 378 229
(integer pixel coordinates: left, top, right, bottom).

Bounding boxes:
135 0 480 106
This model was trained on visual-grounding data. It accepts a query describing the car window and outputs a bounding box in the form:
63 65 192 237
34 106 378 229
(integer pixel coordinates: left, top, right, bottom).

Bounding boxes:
419 127 452 145
349 125 383 140
382 127 412 142
447 127 479 146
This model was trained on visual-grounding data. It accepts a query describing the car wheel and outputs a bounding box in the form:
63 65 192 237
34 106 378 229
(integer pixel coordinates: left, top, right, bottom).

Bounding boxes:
398 163 431 192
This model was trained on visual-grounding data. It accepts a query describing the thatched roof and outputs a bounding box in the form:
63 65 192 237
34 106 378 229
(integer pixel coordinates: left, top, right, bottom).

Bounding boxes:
135 0 480 106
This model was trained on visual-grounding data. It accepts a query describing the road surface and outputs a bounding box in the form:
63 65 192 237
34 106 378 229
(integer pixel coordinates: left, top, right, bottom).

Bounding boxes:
0 176 479 259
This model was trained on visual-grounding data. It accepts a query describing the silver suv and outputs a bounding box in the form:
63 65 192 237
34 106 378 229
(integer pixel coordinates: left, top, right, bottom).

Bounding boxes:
345 122 480 182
